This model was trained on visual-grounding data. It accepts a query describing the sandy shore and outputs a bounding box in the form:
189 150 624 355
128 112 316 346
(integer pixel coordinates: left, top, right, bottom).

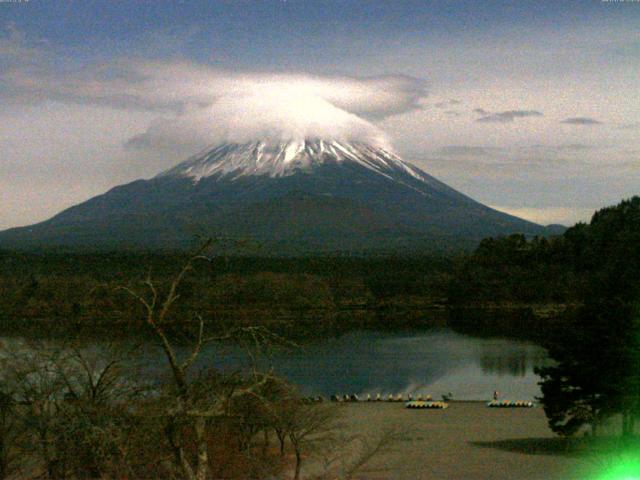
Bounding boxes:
329 402 595 480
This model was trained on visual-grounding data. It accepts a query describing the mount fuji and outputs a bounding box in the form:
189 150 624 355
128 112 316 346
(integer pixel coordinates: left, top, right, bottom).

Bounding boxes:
0 138 559 253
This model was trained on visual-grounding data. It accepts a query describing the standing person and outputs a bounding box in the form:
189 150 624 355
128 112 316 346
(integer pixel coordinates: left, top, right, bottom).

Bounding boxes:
493 390 499 401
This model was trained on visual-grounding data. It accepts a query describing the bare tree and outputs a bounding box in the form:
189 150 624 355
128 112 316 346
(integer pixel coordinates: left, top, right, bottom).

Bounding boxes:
1 344 68 479
266 398 340 480
118 239 280 480
0 339 144 479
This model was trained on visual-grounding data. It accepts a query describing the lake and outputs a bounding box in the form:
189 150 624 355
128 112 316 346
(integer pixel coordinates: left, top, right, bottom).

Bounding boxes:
1 329 549 401
153 329 548 401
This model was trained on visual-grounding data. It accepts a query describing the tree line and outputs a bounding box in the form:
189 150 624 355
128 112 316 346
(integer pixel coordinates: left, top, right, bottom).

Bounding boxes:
532 197 640 438
452 195 640 438
0 243 400 479
0 248 454 336
2 195 639 444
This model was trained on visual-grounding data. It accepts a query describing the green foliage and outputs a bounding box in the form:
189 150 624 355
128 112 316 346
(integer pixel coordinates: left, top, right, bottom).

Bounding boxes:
449 196 640 436
536 301 638 436
532 196 640 437
450 196 640 306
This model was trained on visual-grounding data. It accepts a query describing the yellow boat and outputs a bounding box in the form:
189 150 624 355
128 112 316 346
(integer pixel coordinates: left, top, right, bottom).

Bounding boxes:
405 400 449 409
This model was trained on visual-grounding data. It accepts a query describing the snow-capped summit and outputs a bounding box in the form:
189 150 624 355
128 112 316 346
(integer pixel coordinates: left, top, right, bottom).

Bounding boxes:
0 137 558 252
158 138 426 183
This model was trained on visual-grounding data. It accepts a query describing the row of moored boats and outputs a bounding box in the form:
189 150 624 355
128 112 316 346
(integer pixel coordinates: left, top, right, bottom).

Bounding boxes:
329 393 435 403
299 394 534 409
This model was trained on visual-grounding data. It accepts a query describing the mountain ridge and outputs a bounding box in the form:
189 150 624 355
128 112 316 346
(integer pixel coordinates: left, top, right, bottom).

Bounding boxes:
0 138 561 253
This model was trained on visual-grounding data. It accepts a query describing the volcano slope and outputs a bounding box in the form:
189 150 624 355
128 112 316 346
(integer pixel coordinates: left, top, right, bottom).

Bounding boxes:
0 139 555 253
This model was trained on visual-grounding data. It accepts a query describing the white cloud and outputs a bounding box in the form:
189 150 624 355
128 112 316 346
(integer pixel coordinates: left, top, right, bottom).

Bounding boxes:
17 62 427 120
0 38 427 152
1 24 639 231
125 92 391 153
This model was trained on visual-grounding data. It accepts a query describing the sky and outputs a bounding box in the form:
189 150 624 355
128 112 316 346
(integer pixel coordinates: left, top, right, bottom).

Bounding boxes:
0 0 639 229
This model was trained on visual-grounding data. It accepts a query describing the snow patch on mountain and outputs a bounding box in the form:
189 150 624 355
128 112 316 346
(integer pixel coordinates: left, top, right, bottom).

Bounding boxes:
157 139 429 185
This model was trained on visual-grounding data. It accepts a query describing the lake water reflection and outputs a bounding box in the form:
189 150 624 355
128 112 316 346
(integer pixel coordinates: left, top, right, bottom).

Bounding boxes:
1 329 549 401
191 329 549 401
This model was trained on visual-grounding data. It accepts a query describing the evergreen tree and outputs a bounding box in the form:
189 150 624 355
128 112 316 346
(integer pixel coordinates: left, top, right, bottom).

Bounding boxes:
536 197 640 437
536 300 638 436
